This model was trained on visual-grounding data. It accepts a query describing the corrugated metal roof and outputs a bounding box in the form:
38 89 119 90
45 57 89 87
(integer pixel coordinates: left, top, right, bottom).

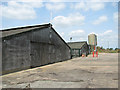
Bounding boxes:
0 23 51 38
67 41 87 49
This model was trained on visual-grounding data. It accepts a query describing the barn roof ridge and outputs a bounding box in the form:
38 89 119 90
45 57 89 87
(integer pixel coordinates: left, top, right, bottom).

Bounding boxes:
0 23 52 38
67 41 88 49
1 23 51 31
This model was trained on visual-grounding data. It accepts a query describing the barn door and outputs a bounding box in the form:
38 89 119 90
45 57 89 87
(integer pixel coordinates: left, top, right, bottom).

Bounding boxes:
30 41 42 67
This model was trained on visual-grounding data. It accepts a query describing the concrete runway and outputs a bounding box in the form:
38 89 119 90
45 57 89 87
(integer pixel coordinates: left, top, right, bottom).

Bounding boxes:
1 53 118 88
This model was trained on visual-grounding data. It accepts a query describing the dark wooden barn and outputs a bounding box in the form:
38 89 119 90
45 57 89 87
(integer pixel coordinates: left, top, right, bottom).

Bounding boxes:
67 41 89 58
1 23 71 74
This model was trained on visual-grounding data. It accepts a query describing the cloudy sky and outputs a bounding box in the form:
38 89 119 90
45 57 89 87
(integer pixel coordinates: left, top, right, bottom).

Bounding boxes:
0 0 118 48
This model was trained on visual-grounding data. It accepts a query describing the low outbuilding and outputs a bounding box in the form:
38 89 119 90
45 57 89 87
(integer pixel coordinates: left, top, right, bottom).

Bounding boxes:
67 41 89 58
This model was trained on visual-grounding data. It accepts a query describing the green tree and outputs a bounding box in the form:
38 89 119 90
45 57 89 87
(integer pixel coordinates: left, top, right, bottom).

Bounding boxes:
100 47 103 49
97 46 101 50
115 48 118 50
109 48 113 50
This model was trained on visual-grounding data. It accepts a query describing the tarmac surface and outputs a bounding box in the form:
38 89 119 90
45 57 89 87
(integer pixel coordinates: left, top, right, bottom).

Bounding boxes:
1 53 118 88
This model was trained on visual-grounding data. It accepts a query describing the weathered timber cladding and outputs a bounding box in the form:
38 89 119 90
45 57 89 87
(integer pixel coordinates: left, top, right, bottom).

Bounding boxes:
1 24 71 74
2 33 31 74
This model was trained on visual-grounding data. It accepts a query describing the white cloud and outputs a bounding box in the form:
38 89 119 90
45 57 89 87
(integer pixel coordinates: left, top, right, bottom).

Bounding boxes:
73 2 88 11
69 30 86 41
52 13 85 28
1 1 43 20
93 16 108 25
90 0 103 2
16 0 43 2
103 30 112 34
49 0 65 2
90 2 105 11
112 2 118 7
98 30 113 43
45 3 65 11
24 2 43 8
113 12 118 22
98 30 118 48
72 2 105 11
99 30 112 36
69 30 85 36
89 30 113 41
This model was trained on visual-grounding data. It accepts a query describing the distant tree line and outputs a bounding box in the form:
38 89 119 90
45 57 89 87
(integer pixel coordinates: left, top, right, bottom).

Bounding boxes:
96 46 119 53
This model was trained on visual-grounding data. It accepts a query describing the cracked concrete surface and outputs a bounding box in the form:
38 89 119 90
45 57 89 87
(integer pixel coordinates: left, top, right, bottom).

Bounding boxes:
1 53 118 88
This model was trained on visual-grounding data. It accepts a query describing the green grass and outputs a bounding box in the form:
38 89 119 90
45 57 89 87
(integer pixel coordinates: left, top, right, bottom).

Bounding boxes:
97 50 118 53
